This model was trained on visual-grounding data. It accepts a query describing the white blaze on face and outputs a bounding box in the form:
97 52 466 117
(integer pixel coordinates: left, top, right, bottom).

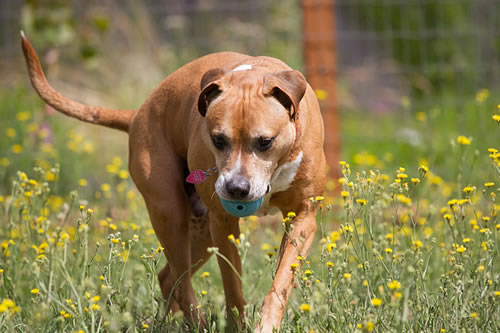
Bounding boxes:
215 149 242 200
232 64 253 72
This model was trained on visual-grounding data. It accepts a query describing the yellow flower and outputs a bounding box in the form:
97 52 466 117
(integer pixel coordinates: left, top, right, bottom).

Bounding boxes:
343 225 353 233
91 304 100 311
326 262 334 267
456 245 466 253
463 186 474 194
30 288 39 294
371 298 382 307
91 296 100 302
463 238 471 243
287 211 296 218
315 89 327 101
457 136 471 145
299 303 311 312
315 196 324 201
12 144 23 154
387 280 401 290
340 191 349 198
118 170 129 179
396 194 412 205
356 199 367 205
17 111 32 121
326 243 336 252
201 290 207 295
412 240 423 249
484 182 494 187
290 263 299 270
0 157 9 167
6 128 16 138
492 114 500 123
476 88 490 103
45 171 56 181
227 234 234 241
343 273 352 279
385 248 393 253
200 271 210 278
304 269 312 276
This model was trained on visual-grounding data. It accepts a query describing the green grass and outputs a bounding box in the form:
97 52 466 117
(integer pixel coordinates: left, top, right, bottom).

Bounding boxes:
0 87 499 332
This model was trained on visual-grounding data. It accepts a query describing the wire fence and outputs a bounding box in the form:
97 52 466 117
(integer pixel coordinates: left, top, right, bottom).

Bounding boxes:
1 0 499 111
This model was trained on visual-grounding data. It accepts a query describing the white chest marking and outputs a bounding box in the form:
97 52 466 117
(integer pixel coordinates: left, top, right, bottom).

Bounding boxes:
232 64 253 72
270 151 303 193
255 151 303 216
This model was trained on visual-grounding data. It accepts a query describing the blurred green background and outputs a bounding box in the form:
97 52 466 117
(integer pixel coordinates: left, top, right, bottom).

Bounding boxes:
0 0 499 198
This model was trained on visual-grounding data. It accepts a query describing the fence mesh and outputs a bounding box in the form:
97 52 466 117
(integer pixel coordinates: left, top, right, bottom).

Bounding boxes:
1 0 499 111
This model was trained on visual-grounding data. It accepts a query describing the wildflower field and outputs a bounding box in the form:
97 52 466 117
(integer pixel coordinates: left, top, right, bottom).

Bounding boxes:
0 86 499 332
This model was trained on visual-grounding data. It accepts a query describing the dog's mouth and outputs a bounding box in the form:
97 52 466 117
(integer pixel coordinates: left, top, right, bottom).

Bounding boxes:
215 181 270 202
216 192 264 203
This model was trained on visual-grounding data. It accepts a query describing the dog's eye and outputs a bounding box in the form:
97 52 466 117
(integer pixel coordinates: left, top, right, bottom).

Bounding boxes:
211 135 227 150
256 137 275 152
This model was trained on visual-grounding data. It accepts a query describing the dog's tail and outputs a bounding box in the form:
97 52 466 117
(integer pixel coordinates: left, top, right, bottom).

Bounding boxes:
21 31 136 133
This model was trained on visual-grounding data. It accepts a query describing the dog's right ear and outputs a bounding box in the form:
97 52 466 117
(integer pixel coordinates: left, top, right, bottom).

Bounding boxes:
198 68 226 117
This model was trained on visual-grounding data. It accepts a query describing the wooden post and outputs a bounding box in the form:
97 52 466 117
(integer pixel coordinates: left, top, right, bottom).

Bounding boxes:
302 0 341 185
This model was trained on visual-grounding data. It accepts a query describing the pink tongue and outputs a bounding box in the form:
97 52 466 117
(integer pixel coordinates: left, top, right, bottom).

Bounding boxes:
186 169 206 184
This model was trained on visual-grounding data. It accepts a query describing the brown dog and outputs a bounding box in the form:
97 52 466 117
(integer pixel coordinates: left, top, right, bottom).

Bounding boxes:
21 32 326 332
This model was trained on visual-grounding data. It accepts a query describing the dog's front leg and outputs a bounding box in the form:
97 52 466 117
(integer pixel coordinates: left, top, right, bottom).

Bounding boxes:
209 213 247 330
258 204 317 332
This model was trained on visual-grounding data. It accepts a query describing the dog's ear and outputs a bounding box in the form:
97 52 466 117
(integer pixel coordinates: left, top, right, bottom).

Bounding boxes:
198 68 227 117
263 70 307 121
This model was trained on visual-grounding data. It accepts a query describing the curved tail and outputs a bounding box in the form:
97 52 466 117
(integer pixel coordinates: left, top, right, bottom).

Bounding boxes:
21 31 136 132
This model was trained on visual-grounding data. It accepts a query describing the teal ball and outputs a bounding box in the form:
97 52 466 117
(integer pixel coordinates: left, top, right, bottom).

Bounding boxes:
220 197 264 218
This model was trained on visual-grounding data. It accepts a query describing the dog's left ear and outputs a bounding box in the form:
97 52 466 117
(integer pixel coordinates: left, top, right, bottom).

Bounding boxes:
198 68 227 117
263 70 307 121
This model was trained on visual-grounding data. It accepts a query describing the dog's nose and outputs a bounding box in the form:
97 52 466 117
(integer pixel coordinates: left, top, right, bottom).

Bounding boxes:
226 176 250 200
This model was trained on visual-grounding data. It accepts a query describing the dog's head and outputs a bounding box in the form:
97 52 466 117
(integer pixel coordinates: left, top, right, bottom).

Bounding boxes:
197 65 306 202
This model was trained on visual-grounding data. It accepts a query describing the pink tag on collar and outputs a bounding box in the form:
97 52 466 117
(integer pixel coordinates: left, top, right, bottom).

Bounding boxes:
186 169 206 184
186 166 217 184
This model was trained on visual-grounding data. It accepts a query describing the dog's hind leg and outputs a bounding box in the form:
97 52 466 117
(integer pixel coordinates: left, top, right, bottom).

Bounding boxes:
158 213 213 315
129 137 207 327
